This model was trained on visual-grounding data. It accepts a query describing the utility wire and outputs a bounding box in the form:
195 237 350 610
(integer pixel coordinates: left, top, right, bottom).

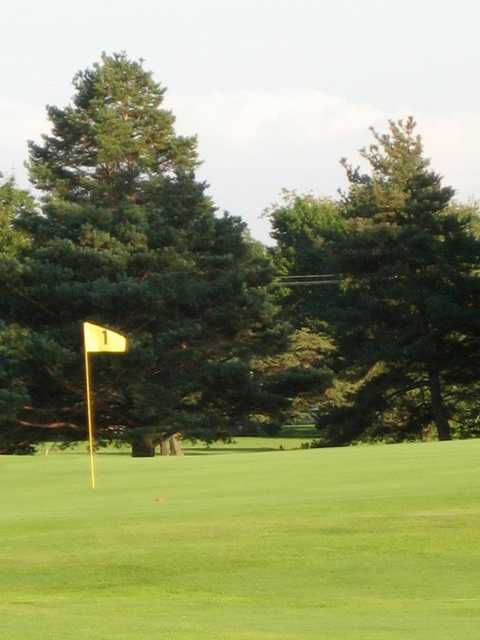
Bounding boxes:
272 282 341 287
276 274 337 279
272 277 341 287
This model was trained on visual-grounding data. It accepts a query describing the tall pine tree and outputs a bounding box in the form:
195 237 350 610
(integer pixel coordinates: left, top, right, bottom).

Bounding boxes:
8 53 285 455
317 119 480 444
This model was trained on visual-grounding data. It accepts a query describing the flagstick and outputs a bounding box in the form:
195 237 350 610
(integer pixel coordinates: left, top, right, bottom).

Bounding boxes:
84 346 96 489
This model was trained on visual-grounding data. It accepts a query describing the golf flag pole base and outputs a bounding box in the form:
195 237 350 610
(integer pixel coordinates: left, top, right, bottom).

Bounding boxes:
83 322 127 489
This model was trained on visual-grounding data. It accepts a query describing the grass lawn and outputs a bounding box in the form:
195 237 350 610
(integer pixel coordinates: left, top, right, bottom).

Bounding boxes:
1 439 480 639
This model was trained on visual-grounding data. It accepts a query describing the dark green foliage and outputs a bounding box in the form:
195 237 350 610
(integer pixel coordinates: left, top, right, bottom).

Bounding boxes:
0 178 37 453
268 190 345 326
266 193 347 423
317 119 480 444
28 53 197 204
268 190 345 274
268 122 480 446
4 53 286 453
0 324 32 454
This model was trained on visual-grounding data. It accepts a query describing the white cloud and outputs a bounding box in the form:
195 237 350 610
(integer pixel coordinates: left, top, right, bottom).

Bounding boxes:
169 89 385 150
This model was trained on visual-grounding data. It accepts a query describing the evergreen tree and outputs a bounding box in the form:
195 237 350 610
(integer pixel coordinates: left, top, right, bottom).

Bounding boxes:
8 53 285 455
318 119 480 444
0 177 35 453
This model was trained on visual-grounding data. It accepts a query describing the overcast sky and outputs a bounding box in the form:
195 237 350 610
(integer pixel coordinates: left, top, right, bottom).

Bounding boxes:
1 0 479 243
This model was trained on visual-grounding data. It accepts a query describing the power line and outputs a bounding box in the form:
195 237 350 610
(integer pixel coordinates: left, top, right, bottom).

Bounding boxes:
272 282 341 287
272 275 341 287
276 274 337 280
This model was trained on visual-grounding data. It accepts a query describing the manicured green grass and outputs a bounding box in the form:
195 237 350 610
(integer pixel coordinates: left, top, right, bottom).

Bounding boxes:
2 440 480 639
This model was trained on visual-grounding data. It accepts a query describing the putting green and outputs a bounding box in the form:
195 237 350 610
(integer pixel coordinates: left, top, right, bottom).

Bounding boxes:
2 440 480 639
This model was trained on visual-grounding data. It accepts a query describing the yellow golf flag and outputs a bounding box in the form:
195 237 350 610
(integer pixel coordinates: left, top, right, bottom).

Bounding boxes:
83 322 127 489
83 322 127 353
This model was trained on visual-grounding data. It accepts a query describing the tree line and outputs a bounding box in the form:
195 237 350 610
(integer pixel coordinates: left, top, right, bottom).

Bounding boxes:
1 53 479 455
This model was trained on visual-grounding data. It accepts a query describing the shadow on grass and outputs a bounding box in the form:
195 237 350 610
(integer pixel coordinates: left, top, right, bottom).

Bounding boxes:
280 425 318 438
92 446 282 457
183 447 278 455
97 451 132 456
94 448 280 457
94 447 281 457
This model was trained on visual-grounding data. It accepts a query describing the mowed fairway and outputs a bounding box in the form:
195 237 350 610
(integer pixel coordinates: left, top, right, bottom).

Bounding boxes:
2 441 480 639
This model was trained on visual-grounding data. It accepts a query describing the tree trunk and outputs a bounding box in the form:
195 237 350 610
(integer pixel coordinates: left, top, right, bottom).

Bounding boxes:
160 438 169 456
428 371 452 441
169 433 183 456
131 435 156 457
